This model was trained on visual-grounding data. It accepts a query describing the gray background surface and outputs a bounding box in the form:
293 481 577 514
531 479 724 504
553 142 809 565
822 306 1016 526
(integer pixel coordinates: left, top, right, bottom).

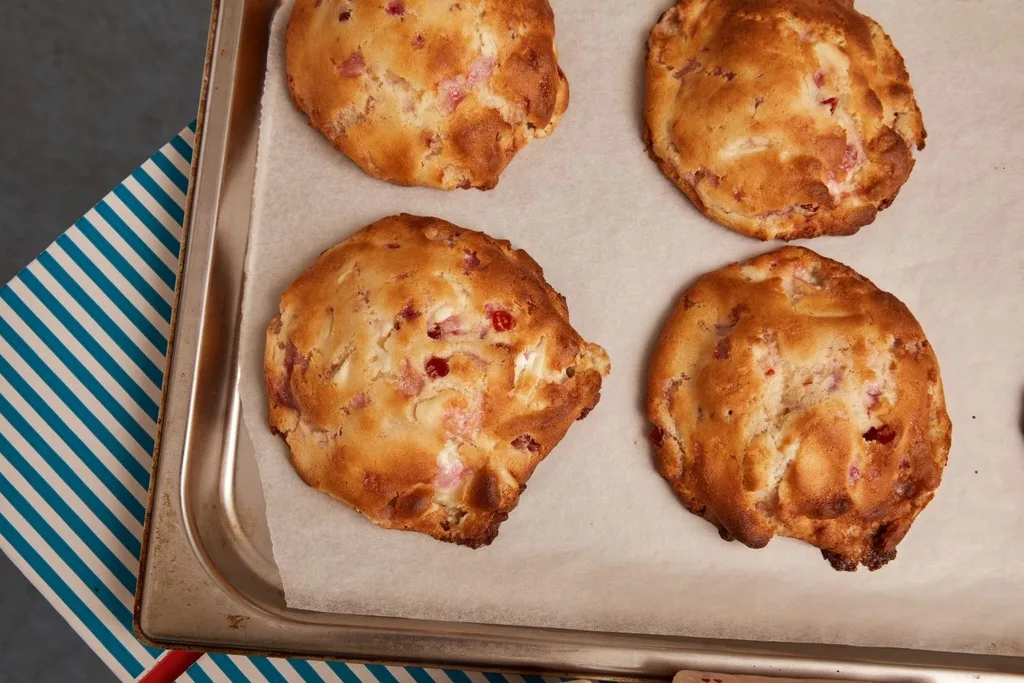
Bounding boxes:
0 1 208 680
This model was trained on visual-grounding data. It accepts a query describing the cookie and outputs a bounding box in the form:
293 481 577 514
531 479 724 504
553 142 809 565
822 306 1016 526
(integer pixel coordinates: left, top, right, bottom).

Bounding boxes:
265 214 609 547
286 0 569 190
646 247 950 570
644 0 926 240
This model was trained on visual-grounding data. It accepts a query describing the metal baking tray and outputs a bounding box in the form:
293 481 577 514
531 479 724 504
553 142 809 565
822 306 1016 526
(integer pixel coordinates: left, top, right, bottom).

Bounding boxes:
133 0 1024 679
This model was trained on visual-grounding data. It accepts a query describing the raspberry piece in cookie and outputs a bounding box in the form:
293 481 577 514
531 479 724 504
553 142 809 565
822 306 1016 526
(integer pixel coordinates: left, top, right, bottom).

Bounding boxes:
265 214 609 547
646 247 950 570
286 0 570 190
644 0 926 240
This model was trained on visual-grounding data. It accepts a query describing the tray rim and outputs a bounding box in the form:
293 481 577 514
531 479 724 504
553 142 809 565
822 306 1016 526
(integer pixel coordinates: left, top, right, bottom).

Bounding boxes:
130 0 218 642
132 0 1024 679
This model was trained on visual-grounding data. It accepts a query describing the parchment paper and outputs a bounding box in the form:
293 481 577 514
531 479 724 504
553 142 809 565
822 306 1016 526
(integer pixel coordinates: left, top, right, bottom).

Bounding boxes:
239 0 1024 655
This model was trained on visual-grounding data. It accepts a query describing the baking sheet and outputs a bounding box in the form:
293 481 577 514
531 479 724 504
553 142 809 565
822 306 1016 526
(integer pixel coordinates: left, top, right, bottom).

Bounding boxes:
239 0 1024 656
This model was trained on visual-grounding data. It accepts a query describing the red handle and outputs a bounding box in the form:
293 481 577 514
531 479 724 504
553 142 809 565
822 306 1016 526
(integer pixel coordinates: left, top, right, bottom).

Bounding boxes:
137 650 203 683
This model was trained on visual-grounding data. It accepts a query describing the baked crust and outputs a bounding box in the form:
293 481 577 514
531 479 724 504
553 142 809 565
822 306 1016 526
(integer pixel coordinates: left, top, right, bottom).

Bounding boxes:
644 0 926 240
286 0 569 190
265 214 609 547
646 247 950 570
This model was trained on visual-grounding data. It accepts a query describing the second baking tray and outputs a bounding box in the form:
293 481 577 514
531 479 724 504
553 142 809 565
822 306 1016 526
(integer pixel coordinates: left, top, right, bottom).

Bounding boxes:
134 0 1024 679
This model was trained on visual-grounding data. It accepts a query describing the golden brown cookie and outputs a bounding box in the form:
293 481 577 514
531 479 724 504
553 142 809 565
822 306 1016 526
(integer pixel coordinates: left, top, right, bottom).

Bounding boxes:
644 0 926 240
285 0 569 190
646 247 950 570
265 215 609 547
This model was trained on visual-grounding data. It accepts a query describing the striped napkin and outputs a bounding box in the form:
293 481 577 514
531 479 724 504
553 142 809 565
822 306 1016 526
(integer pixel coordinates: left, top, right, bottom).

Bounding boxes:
0 124 562 683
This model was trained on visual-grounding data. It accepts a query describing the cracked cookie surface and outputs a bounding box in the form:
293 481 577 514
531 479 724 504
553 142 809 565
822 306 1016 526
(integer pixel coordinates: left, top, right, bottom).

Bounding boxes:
644 0 926 240
286 0 569 190
265 214 609 547
646 247 950 570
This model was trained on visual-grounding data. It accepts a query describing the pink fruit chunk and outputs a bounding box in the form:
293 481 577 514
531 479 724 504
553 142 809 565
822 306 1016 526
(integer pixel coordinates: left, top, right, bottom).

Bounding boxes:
427 315 464 340
511 434 541 454
425 356 450 379
338 51 364 77
489 309 515 332
433 458 465 490
863 424 897 445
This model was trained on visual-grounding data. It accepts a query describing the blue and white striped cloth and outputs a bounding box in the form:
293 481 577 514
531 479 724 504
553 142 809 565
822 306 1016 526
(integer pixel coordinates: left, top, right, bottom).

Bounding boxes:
0 124 559 683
